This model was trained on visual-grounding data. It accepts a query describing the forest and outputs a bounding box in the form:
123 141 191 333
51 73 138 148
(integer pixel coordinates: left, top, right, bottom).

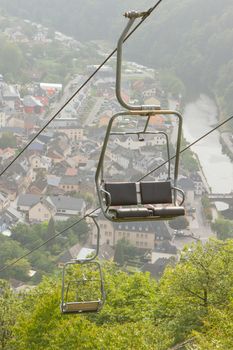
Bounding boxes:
1 239 233 349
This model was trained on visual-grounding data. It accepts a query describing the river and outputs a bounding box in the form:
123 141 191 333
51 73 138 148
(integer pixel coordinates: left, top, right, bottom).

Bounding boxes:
183 94 233 194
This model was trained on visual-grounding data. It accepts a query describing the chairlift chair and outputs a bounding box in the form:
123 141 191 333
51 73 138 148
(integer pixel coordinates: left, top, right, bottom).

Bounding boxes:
95 11 185 222
61 214 105 314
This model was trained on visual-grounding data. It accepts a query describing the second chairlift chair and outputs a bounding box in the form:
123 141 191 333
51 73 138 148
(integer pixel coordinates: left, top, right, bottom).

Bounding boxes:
61 214 105 314
95 11 185 222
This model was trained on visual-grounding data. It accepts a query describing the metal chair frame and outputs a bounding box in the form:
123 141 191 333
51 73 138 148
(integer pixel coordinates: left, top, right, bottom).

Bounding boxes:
61 215 105 314
95 11 185 222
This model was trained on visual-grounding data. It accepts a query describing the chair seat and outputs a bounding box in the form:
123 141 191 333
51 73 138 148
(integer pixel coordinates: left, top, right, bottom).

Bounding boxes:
109 206 185 220
152 206 185 217
62 301 101 313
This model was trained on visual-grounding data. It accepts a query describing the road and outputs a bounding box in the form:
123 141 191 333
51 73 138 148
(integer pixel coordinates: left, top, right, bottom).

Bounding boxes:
84 97 105 126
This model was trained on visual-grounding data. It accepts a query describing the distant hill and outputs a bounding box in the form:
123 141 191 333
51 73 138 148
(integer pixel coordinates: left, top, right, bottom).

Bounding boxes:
1 0 233 121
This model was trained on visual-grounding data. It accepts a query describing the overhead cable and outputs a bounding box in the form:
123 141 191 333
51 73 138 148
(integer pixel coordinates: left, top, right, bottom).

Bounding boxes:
0 0 163 178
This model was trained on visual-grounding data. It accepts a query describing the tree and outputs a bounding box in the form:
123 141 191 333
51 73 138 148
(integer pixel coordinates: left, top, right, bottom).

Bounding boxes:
192 301 233 350
114 238 139 266
45 217 56 247
212 218 233 240
201 195 213 221
168 216 189 230
181 149 199 173
0 39 24 80
160 69 186 98
0 280 21 350
0 132 17 149
156 239 233 343
55 216 89 244
2 240 233 349
0 236 31 280
9 268 162 350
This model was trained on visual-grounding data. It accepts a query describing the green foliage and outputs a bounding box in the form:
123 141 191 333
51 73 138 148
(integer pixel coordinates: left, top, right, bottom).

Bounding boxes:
156 240 233 343
0 132 17 149
201 195 213 221
192 300 233 349
160 69 186 98
114 238 139 266
212 218 233 240
168 216 189 230
0 35 24 81
0 280 21 350
2 240 233 349
8 217 89 280
0 235 30 280
181 148 199 173
9 270 161 350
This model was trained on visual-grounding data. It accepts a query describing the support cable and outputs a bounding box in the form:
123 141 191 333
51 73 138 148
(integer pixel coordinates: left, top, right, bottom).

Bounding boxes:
0 113 232 274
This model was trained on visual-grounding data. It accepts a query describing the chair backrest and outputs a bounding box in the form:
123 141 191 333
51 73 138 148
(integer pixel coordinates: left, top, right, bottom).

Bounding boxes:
104 181 173 206
104 182 137 206
140 181 172 204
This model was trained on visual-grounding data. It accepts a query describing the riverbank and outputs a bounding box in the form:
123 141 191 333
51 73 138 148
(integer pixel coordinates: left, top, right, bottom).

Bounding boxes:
183 94 233 194
193 154 211 193
220 132 233 161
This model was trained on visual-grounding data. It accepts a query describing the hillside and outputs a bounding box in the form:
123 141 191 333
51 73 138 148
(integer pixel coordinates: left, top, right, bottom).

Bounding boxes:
2 240 233 349
1 0 233 122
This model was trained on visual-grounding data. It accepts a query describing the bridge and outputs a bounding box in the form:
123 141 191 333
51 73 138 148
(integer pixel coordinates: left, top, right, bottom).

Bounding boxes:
208 192 233 207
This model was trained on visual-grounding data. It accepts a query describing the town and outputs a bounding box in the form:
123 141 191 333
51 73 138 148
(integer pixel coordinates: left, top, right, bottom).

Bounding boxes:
0 14 232 288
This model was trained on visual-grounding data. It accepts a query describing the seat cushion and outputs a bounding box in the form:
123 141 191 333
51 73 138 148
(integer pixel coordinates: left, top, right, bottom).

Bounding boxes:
114 207 153 218
152 206 185 217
